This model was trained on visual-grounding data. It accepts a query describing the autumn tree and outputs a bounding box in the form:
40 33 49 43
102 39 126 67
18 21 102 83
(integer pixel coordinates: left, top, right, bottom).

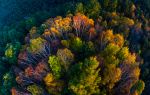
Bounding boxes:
69 57 101 95
44 73 64 95
99 29 124 50
28 37 46 53
27 84 44 95
57 48 74 70
131 80 145 95
73 13 94 37
102 43 120 65
101 64 121 90
117 47 129 61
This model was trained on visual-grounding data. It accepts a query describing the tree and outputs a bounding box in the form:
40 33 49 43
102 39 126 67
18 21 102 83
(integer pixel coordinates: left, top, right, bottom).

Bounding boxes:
4 42 21 64
73 13 94 36
0 61 6 79
88 27 96 40
48 55 62 79
28 37 46 53
5 45 15 58
100 29 114 48
57 48 74 70
43 73 64 95
29 27 39 38
113 34 124 47
120 17 134 26
131 80 145 95
83 41 96 57
117 47 129 60
27 84 44 95
109 0 118 12
99 30 124 49
11 87 31 95
34 62 49 80
85 0 101 18
0 72 16 95
69 57 101 95
100 0 118 12
101 0 110 9
61 40 70 48
102 43 120 58
75 3 85 14
101 64 121 90
25 17 36 30
70 37 83 52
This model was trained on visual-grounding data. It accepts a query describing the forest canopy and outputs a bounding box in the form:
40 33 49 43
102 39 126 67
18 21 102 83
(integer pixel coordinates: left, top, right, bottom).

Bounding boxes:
0 0 150 95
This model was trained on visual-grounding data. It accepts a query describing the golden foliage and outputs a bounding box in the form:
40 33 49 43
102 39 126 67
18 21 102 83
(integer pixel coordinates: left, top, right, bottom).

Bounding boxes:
29 37 46 53
124 53 136 64
103 29 114 43
44 73 64 95
27 84 43 95
57 48 74 70
102 64 122 89
44 73 55 86
113 34 124 47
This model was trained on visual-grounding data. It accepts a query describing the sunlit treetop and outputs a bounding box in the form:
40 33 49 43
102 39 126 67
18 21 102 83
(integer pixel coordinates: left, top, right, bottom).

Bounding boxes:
28 37 46 53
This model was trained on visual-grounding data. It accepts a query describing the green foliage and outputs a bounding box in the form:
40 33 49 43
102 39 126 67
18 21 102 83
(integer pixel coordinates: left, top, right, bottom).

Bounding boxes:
61 40 70 48
102 43 120 57
25 17 36 30
69 57 101 95
124 0 133 15
74 0 101 18
70 37 83 52
4 42 21 64
131 80 145 95
0 28 23 45
0 72 16 95
85 0 101 18
5 46 13 58
0 62 5 73
117 47 129 60
27 84 44 95
103 0 110 8
83 41 95 57
75 3 85 14
120 17 134 26
5 42 20 58
100 0 118 12
109 0 118 12
69 38 96 60
48 55 62 79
